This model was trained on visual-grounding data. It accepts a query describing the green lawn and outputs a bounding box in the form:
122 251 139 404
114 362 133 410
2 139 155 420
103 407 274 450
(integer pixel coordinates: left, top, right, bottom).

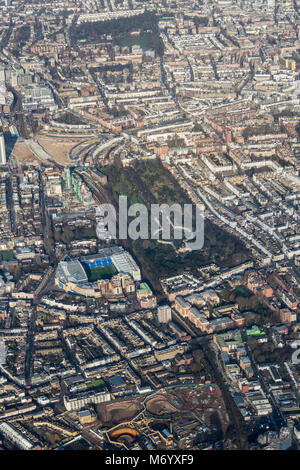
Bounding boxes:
86 265 116 282
115 34 151 49
86 378 105 389
1 250 14 261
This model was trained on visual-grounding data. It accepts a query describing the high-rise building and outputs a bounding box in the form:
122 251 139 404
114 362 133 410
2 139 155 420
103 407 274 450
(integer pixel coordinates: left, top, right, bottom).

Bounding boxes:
0 133 7 165
157 305 172 323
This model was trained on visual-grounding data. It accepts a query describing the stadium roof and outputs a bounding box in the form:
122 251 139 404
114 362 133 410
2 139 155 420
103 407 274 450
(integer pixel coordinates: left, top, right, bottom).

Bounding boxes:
111 251 140 278
56 260 88 284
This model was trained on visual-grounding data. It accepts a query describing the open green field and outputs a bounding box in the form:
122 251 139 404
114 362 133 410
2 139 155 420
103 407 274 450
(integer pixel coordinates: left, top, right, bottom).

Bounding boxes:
115 34 151 49
1 250 14 261
85 265 116 282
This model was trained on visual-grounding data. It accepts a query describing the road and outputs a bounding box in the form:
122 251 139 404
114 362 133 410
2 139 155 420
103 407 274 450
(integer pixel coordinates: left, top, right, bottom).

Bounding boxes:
38 169 47 240
5 173 16 233
241 329 285 430
0 17 14 57
8 86 31 139
200 342 249 449
24 306 38 387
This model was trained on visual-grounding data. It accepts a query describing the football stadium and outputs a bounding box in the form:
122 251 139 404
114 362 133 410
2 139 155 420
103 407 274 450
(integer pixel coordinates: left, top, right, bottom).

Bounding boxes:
55 246 141 295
